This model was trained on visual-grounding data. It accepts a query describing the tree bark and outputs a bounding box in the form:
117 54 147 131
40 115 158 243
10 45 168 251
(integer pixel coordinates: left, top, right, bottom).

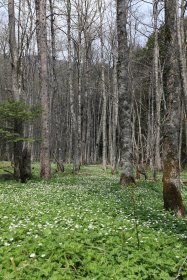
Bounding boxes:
35 0 51 179
116 0 135 185
111 53 118 174
153 0 162 171
162 0 185 217
49 0 64 171
176 0 187 168
98 0 107 170
8 0 23 180
8 0 20 102
20 144 32 183
176 0 187 114
67 0 80 171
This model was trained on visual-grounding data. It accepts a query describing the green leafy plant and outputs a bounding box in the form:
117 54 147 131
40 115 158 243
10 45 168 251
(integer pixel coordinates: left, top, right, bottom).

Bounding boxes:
0 99 41 143
0 164 186 279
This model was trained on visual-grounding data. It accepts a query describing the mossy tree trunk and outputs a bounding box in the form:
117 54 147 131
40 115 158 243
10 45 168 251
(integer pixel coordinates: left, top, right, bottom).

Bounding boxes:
162 0 185 217
116 0 135 185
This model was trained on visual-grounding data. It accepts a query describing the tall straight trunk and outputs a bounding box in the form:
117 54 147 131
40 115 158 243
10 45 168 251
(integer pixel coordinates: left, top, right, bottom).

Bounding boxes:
178 104 183 170
111 52 118 173
49 0 57 149
84 36 92 164
8 0 23 180
146 86 152 165
132 103 136 163
153 0 162 171
95 108 103 162
77 35 82 168
86 96 91 163
162 0 185 217
72 0 82 170
91 101 96 163
150 79 155 169
82 41 88 164
176 0 187 113
35 0 51 179
101 55 107 169
176 0 187 165
67 0 79 171
49 0 63 170
8 0 20 102
135 96 144 165
98 0 107 169
117 0 135 185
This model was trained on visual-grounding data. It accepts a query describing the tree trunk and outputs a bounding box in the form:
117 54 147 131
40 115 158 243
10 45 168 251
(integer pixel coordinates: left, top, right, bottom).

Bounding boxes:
162 0 185 217
8 0 23 180
49 0 64 171
67 0 80 171
153 0 162 171
8 0 20 102
20 144 32 183
35 0 51 179
98 0 107 170
176 0 187 167
13 120 23 180
176 0 187 113
116 0 135 185
111 51 118 174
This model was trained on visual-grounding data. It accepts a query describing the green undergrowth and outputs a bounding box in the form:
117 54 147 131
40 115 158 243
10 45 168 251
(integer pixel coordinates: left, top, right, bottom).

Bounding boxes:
0 164 187 279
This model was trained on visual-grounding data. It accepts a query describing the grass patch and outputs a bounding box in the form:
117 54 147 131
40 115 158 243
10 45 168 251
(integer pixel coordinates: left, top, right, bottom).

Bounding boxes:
0 164 187 279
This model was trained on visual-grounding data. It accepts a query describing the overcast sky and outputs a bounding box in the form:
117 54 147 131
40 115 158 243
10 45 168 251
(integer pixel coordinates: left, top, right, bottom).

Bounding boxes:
132 1 154 45
0 0 156 47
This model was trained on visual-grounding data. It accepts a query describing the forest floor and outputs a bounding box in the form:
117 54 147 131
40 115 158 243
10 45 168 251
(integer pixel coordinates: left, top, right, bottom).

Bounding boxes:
0 163 187 280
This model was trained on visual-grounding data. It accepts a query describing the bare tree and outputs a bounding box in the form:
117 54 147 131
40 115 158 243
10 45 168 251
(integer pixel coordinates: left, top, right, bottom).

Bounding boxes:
117 0 135 185
98 0 107 170
66 0 80 171
35 0 51 179
8 0 23 180
153 0 162 172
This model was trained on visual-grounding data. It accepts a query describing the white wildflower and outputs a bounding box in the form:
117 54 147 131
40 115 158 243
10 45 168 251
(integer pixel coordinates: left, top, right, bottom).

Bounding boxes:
30 253 36 258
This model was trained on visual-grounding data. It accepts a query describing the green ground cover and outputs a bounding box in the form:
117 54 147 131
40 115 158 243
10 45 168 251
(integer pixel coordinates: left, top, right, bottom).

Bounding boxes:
0 164 187 279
